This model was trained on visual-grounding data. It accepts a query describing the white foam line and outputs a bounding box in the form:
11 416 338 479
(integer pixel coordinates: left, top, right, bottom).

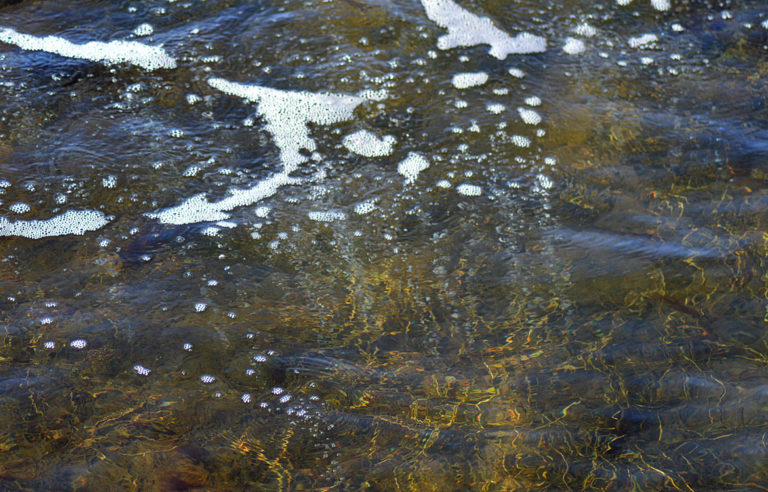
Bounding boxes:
0 27 176 71
0 210 109 239
420 0 546 59
147 173 298 225
208 78 368 173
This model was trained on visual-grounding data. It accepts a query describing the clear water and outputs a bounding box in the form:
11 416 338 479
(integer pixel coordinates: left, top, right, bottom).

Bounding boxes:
1 0 768 489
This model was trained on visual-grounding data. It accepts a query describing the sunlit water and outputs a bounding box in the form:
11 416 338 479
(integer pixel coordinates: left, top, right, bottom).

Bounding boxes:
1 0 768 489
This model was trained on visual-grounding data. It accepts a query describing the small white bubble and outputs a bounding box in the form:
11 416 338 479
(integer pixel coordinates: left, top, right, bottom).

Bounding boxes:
169 129 184 138
279 394 292 404
43 341 56 350
525 96 542 107
183 342 193 351
241 393 252 404
511 135 531 147
253 354 268 363
133 364 151 376
486 103 506 114
102 175 117 188
194 302 207 312
456 184 482 196
70 339 87 350
272 386 284 395
133 23 154 37
40 317 53 325
245 368 256 376
200 374 216 384
9 203 30 214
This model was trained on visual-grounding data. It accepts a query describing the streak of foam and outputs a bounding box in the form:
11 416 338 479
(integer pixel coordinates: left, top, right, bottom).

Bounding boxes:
628 33 659 48
617 0 670 11
0 210 109 239
308 210 346 222
420 0 546 59
147 173 297 225
0 27 176 70
208 78 369 173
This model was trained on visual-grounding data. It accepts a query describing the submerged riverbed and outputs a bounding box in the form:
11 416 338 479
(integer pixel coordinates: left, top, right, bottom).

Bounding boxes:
1 0 768 489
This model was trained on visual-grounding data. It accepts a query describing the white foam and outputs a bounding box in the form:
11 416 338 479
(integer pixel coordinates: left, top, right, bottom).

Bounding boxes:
517 107 542 125
574 23 597 37
486 103 506 114
451 71 488 89
508 68 525 78
354 199 377 215
70 339 87 349
525 96 541 106
0 27 176 70
343 130 396 157
398 152 430 185
563 37 586 55
9 203 29 214
511 135 531 147
628 33 658 48
0 210 109 239
436 179 451 188
133 23 154 37
308 210 347 222
147 173 297 225
456 184 482 196
420 0 546 59
209 78 368 173
650 0 670 11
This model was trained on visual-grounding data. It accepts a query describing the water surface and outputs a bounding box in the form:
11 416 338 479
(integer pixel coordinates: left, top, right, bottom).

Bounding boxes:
1 0 768 489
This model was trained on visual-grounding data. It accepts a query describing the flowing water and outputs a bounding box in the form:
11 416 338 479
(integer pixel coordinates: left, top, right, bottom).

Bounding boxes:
1 0 768 489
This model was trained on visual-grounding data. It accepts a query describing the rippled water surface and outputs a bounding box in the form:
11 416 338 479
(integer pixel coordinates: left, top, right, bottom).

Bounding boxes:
2 0 768 489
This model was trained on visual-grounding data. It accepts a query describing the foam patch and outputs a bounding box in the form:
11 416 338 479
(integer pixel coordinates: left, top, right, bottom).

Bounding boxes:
208 78 369 173
0 210 110 239
343 130 396 157
0 27 176 70
398 153 430 185
451 72 489 89
420 0 546 59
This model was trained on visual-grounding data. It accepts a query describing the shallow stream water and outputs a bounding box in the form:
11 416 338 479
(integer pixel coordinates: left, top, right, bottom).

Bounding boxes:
2 0 768 489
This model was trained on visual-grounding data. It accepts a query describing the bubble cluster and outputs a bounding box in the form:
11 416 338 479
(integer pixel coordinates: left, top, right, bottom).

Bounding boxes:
342 130 396 157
